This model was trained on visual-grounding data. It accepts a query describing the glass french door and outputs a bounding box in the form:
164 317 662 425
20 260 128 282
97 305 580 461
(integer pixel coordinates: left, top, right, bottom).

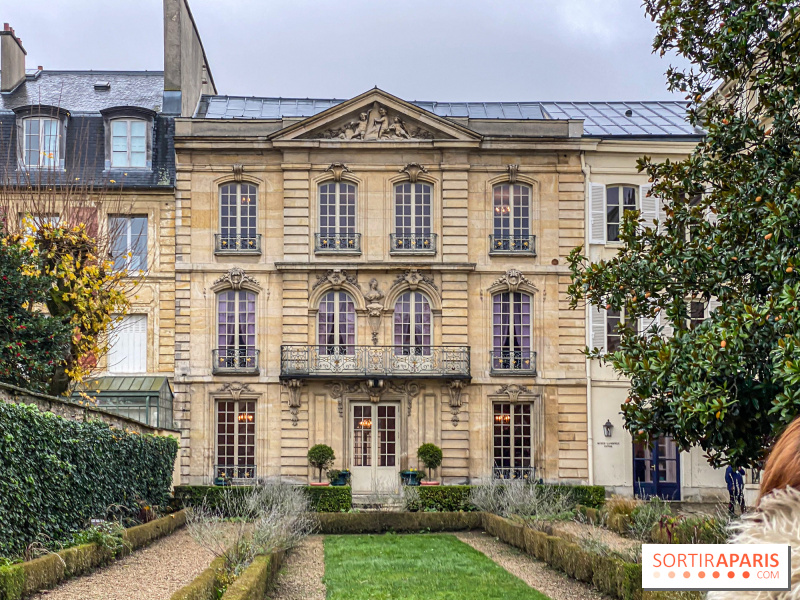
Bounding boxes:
633 435 680 500
350 403 399 494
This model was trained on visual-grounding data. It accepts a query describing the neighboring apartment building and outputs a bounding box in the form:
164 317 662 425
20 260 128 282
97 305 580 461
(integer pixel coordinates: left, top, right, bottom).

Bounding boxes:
2 0 733 499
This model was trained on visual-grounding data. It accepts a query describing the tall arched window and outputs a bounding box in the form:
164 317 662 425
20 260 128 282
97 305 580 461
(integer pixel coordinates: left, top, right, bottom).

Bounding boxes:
492 184 533 253
492 292 534 372
393 291 432 355
216 290 257 371
218 183 259 253
393 182 434 252
318 181 358 252
317 291 356 355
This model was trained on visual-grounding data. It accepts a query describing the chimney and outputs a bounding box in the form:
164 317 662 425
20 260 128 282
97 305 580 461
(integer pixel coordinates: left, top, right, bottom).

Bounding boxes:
1 23 26 93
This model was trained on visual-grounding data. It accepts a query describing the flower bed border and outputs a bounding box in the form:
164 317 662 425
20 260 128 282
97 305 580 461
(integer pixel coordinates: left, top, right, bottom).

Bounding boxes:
169 551 285 600
0 510 187 600
316 511 481 534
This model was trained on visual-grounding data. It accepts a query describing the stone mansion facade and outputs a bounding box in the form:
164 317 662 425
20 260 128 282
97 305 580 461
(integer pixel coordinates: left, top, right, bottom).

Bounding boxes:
2 1 733 500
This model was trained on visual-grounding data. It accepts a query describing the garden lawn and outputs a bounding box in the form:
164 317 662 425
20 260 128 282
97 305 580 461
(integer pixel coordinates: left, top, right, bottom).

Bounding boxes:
323 534 552 600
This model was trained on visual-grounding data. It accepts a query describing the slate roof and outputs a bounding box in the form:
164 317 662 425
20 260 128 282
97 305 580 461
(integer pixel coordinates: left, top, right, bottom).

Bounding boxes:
195 95 700 138
0 70 164 114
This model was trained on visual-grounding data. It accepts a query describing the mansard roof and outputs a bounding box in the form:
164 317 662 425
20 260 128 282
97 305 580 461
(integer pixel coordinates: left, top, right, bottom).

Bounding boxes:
0 70 164 114
195 94 702 138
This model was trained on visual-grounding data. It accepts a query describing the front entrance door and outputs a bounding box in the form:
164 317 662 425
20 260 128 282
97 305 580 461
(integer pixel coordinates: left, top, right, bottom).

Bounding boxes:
350 403 400 494
633 435 680 500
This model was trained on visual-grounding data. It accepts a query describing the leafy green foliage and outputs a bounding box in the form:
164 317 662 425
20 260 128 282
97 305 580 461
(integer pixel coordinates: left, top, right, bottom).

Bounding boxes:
306 444 335 483
0 233 72 392
404 485 476 512
172 485 353 513
0 401 177 558
568 0 800 466
628 497 673 541
67 522 129 558
416 443 443 479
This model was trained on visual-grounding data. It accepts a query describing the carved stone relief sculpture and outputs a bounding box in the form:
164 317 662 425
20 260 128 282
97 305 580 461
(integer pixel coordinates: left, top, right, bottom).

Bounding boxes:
283 379 303 426
309 102 437 141
447 380 467 425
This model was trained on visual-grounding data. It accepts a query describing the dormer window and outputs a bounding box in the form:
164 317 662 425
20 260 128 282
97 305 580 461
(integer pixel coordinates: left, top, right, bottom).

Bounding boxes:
22 117 61 168
100 106 156 171
111 119 147 168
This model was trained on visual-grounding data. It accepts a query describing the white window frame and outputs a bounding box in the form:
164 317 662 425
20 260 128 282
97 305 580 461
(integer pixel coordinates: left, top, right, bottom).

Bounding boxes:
492 183 531 241
107 314 147 373
219 183 258 248
319 181 357 236
110 118 148 168
589 183 657 245
22 117 61 168
590 306 634 353
215 399 256 480
110 215 148 272
394 182 432 237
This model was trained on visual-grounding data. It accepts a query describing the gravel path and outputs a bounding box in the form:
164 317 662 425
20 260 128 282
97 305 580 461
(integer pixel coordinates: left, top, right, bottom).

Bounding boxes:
455 531 611 600
31 528 214 600
266 536 325 600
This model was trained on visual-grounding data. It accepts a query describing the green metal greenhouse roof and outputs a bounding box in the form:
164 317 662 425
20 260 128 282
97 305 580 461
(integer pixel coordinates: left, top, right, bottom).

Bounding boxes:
79 376 172 396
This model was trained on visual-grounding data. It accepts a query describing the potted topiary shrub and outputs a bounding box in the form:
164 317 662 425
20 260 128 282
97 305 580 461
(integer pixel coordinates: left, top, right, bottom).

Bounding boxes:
417 443 443 486
308 444 335 485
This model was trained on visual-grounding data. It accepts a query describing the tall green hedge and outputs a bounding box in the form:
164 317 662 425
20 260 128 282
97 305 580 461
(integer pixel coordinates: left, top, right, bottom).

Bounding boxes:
406 485 475 512
173 485 352 513
0 401 178 558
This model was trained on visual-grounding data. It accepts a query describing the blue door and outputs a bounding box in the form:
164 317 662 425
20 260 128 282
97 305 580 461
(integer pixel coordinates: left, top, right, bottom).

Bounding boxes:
633 436 680 500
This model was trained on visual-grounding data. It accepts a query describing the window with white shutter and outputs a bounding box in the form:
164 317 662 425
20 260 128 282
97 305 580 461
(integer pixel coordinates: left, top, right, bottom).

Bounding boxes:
590 305 607 352
590 183 606 244
639 184 657 231
108 315 147 373
606 185 637 242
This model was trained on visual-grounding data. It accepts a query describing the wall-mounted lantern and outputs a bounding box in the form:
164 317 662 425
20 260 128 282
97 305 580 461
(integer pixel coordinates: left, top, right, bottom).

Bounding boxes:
603 420 614 438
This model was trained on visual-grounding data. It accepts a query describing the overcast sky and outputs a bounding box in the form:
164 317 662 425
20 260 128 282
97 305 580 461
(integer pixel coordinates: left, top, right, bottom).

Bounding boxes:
5 0 688 101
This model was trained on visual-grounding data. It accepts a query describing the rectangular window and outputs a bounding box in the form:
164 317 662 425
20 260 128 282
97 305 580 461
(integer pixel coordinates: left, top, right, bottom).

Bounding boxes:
606 185 637 242
215 400 256 480
688 300 705 329
353 405 372 467
23 118 60 167
493 403 533 480
107 314 147 373
110 215 147 271
111 119 147 168
606 308 634 352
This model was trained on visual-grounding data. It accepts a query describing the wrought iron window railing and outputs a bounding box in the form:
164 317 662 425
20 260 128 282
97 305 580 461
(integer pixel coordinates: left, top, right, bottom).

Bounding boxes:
390 233 437 255
214 464 257 482
212 348 260 374
490 350 537 375
280 345 470 379
489 234 536 255
314 233 361 253
492 465 537 482
214 234 262 254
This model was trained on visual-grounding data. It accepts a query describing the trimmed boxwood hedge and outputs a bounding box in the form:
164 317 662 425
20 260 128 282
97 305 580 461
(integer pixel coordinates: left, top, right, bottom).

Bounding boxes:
406 485 475 512
0 401 178 558
173 485 353 513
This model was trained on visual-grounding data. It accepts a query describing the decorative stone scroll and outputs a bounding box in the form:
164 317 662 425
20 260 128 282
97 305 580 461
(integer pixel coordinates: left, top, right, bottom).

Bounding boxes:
283 379 304 426
392 269 438 292
490 269 534 294
215 382 252 401
447 380 467 425
233 163 244 182
495 384 538 403
507 164 519 184
398 163 428 183
324 163 351 182
213 267 261 291
312 269 359 291
327 379 423 417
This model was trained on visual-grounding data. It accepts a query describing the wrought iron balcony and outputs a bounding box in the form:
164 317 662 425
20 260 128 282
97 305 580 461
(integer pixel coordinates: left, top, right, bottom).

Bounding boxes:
314 233 362 254
212 348 260 375
489 234 536 255
280 345 470 379
214 234 262 255
390 233 437 255
492 466 537 482
214 464 257 483
490 350 537 376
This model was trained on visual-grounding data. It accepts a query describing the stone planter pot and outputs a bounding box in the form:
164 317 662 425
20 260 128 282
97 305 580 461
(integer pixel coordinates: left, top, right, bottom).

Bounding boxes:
309 482 330 487
420 481 440 486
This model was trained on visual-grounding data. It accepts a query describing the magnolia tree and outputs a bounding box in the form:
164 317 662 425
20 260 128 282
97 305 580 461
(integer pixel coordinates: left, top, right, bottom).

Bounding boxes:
568 1 800 467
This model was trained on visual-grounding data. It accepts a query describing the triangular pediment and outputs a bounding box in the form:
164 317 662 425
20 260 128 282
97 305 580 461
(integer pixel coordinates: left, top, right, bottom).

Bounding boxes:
271 88 481 142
